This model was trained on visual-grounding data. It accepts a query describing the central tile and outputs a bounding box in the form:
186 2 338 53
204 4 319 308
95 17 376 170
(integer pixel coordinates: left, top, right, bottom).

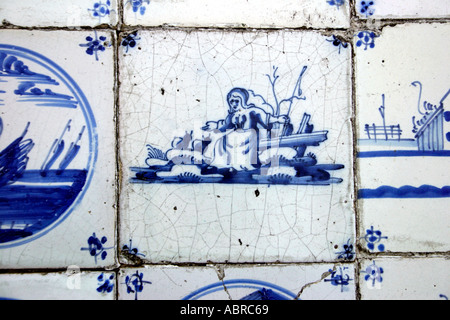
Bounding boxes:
119 29 354 263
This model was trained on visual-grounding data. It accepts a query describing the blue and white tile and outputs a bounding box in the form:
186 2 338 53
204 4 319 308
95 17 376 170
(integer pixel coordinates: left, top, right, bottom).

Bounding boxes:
118 29 354 264
359 257 450 300
0 30 117 268
123 0 351 28
0 271 116 300
0 0 119 27
355 23 450 252
118 264 355 300
355 0 450 20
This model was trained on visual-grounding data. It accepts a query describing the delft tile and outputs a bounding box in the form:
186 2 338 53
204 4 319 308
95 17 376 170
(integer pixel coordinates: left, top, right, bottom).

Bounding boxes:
0 0 119 28
123 0 351 29
355 0 450 20
355 23 450 253
0 271 116 300
0 29 117 268
118 264 355 300
359 257 450 300
118 29 354 264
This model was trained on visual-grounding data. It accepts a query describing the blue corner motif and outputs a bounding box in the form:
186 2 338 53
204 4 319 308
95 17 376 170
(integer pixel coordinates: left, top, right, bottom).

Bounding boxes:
327 35 348 54
324 267 353 292
336 239 355 260
126 0 150 16
359 1 375 17
81 233 114 264
121 31 141 53
122 239 145 257
131 66 345 186
79 32 110 61
97 273 115 293
0 45 97 249
362 226 387 252
356 31 377 50
362 261 384 288
89 1 111 22
124 271 152 300
327 0 345 10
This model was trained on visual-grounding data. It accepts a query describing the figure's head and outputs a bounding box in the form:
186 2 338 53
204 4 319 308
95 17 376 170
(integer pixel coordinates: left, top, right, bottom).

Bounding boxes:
227 88 249 112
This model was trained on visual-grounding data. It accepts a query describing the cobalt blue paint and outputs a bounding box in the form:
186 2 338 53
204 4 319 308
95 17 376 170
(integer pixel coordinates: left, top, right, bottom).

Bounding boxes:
127 0 150 16
362 226 387 252
182 279 298 300
362 261 384 288
81 233 114 264
324 267 353 292
240 288 290 300
0 45 97 249
336 239 355 260
80 32 109 61
131 67 344 186
356 31 377 50
358 150 450 158
89 0 111 22
359 1 375 17
327 35 348 54
122 239 145 257
124 271 152 300
121 31 140 53
358 87 450 199
14 81 78 109
97 273 115 294
326 0 345 10
358 185 450 199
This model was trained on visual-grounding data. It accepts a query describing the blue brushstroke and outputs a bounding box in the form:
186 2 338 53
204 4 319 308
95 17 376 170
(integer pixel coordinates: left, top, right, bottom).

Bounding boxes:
14 81 78 108
132 67 344 186
0 122 34 187
0 45 97 249
182 279 298 300
358 185 450 199
358 150 450 158
0 169 87 243
40 120 71 175
58 126 86 172
240 288 290 300
0 52 58 85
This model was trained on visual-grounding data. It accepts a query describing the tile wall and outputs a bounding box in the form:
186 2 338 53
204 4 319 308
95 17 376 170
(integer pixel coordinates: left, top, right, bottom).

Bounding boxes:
0 0 448 300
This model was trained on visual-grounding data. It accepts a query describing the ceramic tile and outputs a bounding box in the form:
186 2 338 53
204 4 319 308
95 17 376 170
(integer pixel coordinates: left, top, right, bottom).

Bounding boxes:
118 264 355 300
356 0 450 20
355 23 450 253
0 30 117 268
0 1 119 28
123 0 351 28
0 271 116 300
118 29 354 264
359 257 450 300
